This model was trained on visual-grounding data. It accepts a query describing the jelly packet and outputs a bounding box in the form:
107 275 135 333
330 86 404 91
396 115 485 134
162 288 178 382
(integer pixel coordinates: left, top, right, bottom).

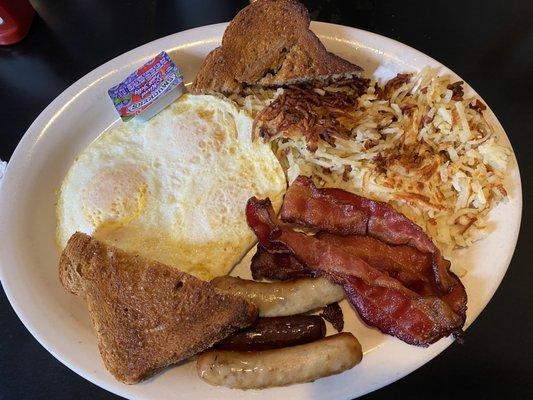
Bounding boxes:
108 51 184 122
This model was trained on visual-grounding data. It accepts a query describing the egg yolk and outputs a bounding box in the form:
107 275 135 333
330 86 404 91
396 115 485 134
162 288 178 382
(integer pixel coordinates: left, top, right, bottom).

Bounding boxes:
82 166 146 229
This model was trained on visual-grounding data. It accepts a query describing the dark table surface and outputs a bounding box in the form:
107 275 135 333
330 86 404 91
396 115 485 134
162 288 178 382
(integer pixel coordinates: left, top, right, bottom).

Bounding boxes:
1 1 532 399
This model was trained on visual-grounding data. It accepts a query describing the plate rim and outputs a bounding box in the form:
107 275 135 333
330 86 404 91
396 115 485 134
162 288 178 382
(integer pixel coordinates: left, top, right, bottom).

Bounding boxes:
0 21 523 400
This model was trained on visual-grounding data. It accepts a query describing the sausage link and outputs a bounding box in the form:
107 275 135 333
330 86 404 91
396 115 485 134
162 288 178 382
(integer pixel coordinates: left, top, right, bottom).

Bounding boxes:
197 332 363 389
216 315 326 351
211 276 344 317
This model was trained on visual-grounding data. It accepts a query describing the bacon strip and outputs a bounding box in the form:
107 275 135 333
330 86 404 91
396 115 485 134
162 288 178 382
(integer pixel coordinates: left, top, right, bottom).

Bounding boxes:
318 233 467 318
252 235 466 327
316 233 435 295
246 197 466 346
253 235 434 287
342 276 460 345
251 245 313 281
280 176 456 293
249 199 416 296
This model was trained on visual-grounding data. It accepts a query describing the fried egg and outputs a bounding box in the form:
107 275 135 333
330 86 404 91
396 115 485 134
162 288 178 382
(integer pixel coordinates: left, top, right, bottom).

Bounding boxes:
57 94 286 280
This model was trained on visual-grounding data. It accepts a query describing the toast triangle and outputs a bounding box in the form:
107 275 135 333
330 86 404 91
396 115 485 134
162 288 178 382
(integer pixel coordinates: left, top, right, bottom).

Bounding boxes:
59 232 257 384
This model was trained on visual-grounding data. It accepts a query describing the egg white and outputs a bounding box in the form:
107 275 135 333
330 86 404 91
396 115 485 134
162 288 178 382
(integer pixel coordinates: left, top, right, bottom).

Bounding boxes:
57 94 286 280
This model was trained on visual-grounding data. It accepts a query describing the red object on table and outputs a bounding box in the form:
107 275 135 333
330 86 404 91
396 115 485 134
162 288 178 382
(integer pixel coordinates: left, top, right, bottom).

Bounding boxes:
0 0 35 45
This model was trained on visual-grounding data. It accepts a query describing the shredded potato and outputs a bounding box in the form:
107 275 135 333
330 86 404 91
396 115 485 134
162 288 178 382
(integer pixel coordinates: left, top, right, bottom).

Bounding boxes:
230 68 511 252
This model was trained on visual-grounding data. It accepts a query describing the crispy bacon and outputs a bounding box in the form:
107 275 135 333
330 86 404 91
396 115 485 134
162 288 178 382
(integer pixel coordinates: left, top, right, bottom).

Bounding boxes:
320 302 344 332
342 276 461 345
246 197 466 346
316 233 435 295
280 181 368 236
251 245 313 281
252 233 466 321
253 234 433 292
249 199 418 295
280 176 457 293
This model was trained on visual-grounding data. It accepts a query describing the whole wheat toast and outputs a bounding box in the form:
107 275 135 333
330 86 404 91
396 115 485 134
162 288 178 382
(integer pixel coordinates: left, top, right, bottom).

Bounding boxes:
59 232 258 384
191 0 362 94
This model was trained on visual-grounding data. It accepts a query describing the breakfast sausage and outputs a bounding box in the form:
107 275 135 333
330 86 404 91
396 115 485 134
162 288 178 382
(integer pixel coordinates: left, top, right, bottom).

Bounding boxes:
197 332 363 389
216 315 326 351
211 276 344 317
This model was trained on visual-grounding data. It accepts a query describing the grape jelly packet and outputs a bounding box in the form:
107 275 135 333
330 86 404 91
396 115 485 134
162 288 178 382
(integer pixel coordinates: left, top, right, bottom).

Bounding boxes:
108 51 184 122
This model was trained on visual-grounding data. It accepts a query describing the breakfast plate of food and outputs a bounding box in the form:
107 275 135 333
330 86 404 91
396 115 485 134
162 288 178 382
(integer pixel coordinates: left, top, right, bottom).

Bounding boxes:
0 0 522 399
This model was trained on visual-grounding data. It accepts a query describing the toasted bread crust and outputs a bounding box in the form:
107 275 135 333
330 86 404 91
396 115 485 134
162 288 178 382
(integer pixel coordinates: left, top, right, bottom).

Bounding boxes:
59 232 257 384
191 0 362 94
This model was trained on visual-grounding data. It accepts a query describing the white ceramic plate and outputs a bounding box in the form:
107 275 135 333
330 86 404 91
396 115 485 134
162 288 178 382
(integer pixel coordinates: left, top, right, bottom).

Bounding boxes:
0 22 522 400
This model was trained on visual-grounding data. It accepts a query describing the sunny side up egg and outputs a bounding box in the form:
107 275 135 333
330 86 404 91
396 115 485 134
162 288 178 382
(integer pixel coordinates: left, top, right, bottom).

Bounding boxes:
57 94 286 280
